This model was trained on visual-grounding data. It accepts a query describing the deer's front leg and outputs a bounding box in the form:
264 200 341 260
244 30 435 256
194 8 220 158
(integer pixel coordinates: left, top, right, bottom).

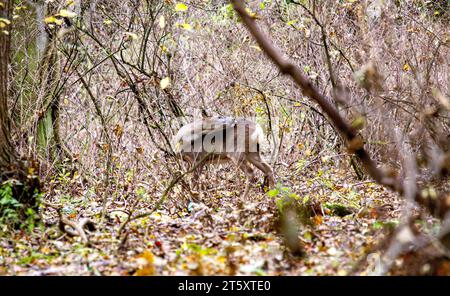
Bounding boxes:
189 159 206 201
246 152 275 189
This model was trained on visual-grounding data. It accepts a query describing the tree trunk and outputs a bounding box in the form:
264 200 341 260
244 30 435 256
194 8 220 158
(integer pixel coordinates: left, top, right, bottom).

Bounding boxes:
35 2 71 162
0 0 17 172
1 1 40 223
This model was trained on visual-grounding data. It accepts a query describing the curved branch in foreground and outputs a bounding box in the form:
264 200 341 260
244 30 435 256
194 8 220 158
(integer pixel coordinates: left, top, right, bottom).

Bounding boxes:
230 0 450 219
42 201 95 245
59 217 96 245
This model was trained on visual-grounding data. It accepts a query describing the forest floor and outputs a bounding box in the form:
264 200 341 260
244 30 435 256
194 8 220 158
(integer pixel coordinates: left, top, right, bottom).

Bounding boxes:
0 164 402 275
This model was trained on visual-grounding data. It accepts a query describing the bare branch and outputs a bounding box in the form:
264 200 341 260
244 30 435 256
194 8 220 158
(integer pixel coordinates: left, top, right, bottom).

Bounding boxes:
230 0 450 219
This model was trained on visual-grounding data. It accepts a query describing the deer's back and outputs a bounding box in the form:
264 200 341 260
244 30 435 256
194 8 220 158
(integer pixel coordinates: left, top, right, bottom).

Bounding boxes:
173 117 264 158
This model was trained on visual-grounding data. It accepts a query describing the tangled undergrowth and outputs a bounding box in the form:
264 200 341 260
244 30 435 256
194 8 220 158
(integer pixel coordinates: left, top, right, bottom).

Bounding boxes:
1 159 415 276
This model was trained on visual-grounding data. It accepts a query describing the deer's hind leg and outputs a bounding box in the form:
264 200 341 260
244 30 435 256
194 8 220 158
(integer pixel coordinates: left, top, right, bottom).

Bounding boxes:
230 156 256 200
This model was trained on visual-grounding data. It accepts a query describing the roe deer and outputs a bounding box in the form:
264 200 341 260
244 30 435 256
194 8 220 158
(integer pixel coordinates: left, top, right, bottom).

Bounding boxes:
172 116 275 199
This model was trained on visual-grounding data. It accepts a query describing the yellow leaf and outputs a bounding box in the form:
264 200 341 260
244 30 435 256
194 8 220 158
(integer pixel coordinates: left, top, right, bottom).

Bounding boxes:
159 15 165 29
113 124 124 138
40 246 51 255
176 22 192 30
181 23 192 30
58 9 77 18
44 16 63 25
351 116 366 130
245 7 257 18
66 0 75 6
160 77 171 90
135 251 155 276
0 18 11 25
103 19 112 25
286 20 297 26
135 147 144 154
403 63 410 72
175 3 188 12
160 45 168 53
313 215 323 225
250 45 261 51
27 167 35 176
44 16 56 23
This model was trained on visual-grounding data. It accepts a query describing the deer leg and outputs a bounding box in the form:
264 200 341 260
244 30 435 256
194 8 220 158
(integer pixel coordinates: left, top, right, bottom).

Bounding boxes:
246 152 275 188
185 159 205 203
241 163 256 200
191 161 205 191
231 158 256 200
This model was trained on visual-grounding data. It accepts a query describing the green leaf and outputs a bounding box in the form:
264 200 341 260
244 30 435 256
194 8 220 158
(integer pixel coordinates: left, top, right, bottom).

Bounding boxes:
302 195 310 204
303 65 311 73
267 188 279 198
372 221 384 229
